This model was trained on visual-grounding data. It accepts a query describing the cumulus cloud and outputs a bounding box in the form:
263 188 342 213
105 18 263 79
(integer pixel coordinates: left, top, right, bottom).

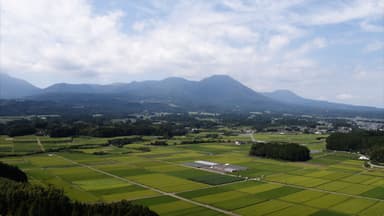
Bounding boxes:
0 0 337 84
336 93 354 100
0 0 383 107
1 0 128 83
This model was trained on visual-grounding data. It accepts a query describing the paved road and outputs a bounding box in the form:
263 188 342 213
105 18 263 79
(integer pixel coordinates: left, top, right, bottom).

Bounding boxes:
54 154 240 216
36 137 45 152
368 162 384 169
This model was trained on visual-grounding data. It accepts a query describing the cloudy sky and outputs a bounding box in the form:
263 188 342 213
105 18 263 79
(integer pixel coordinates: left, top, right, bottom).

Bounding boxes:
1 0 384 107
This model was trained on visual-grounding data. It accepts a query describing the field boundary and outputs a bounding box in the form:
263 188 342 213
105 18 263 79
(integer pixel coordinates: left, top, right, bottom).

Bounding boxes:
54 154 240 216
262 179 384 202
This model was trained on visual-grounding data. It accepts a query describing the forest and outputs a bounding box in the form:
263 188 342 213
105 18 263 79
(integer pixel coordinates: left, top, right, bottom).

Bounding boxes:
0 118 188 138
326 130 384 163
0 162 28 182
249 142 310 161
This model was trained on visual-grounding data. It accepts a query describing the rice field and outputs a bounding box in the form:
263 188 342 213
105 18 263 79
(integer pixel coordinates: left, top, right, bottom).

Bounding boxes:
1 132 384 215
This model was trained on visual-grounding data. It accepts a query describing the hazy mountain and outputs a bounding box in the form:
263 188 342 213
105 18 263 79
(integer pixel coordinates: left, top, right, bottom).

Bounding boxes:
1 73 383 117
38 75 283 112
44 83 108 93
263 90 375 111
263 90 305 104
0 73 42 98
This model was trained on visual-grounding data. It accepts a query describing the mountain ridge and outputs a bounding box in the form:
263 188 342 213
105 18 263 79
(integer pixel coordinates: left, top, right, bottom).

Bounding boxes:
0 73 382 116
0 73 42 98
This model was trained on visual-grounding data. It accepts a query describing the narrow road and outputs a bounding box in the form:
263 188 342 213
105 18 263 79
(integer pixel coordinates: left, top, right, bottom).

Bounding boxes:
368 162 384 169
54 154 240 216
36 137 45 152
249 133 256 142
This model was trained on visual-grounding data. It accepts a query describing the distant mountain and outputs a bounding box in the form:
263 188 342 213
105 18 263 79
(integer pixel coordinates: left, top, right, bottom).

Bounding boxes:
45 83 108 94
0 73 42 98
263 90 375 111
0 73 383 117
38 75 283 112
263 90 305 104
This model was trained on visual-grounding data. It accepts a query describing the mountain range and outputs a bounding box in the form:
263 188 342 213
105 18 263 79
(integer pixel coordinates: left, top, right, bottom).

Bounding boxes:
0 73 382 117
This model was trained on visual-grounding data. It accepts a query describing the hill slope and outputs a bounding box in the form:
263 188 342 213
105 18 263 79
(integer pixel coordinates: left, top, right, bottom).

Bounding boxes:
263 90 375 111
0 73 42 98
0 73 383 117
39 75 283 112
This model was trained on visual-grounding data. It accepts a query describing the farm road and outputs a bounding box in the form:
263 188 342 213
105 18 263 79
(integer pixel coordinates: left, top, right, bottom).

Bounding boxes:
36 137 45 152
54 154 240 216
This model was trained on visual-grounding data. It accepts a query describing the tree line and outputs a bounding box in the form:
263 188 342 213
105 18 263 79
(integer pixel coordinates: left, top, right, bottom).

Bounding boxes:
0 162 28 182
0 162 158 216
107 137 144 147
326 130 384 163
249 142 310 161
0 118 187 138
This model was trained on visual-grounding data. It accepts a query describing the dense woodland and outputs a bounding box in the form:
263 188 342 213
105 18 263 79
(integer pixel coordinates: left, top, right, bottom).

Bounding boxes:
0 162 28 182
0 162 158 216
370 147 384 164
326 130 384 163
107 137 144 147
249 142 310 161
0 118 188 138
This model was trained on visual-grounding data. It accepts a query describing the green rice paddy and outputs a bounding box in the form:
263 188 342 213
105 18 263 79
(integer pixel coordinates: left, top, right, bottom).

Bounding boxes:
1 132 383 215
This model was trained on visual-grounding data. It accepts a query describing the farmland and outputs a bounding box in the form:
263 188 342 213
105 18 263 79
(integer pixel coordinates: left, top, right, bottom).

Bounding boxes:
1 131 384 216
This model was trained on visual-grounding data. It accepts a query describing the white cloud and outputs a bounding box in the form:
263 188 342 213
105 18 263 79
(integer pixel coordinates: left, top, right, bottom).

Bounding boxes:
360 21 384 32
303 0 384 25
268 35 290 51
0 0 383 107
364 41 384 52
285 37 327 58
0 0 312 85
336 93 354 100
1 0 128 83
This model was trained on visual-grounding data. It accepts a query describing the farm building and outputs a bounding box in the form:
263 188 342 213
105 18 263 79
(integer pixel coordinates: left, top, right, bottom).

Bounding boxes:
358 155 369 160
185 160 247 173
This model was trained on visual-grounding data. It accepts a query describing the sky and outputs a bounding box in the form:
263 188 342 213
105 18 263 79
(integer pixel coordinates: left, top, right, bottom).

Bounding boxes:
1 0 384 107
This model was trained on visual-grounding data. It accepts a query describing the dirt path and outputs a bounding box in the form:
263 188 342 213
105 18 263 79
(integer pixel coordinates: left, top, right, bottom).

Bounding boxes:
249 133 256 142
36 137 45 152
54 154 240 216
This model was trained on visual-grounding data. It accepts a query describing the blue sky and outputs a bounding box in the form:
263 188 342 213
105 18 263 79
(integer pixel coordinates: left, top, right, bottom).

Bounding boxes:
1 0 384 107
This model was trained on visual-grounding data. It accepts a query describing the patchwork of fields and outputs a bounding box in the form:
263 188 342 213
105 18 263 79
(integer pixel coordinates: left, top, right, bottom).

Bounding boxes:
1 132 383 215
